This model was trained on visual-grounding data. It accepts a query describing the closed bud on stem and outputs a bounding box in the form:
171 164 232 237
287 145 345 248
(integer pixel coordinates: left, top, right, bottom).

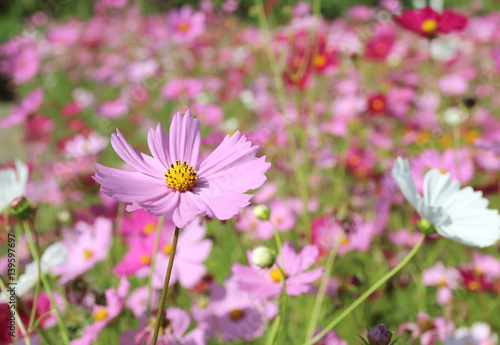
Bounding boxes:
417 218 435 234
251 246 276 268
253 204 271 221
9 196 33 220
367 324 393 345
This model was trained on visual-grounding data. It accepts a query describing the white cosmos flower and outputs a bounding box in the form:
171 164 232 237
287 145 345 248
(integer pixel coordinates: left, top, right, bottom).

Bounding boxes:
0 242 67 301
392 157 500 247
0 160 28 212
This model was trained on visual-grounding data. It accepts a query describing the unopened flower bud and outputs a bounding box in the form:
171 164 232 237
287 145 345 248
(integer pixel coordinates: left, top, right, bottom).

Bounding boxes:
462 97 477 109
367 324 393 345
253 204 271 221
9 196 33 220
417 218 435 234
251 246 276 268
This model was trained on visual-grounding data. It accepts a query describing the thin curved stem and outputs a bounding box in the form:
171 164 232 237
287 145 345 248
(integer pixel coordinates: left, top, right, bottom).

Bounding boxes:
146 215 165 318
305 227 343 340
304 233 426 345
151 226 180 345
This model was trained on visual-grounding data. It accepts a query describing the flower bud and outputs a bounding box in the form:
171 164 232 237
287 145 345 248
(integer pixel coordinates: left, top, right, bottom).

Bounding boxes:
9 196 33 220
251 246 276 268
253 204 271 221
417 218 435 234
367 324 393 345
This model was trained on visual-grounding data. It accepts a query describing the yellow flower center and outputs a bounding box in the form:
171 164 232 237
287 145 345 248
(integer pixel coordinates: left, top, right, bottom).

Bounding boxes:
439 169 447 174
474 266 483 275
140 254 151 264
165 160 198 192
416 131 430 145
143 223 156 235
270 267 286 283
94 309 108 321
421 19 438 34
465 129 480 144
313 55 327 68
83 250 93 260
438 279 448 287
468 281 480 291
341 236 349 246
178 22 190 33
164 243 172 255
372 99 385 111
229 309 245 321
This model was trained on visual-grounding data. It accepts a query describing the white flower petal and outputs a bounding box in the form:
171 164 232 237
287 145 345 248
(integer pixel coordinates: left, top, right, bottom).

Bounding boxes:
391 157 422 211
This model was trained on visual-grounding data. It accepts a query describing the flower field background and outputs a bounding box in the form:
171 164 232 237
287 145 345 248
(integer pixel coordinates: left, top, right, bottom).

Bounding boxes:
1 0 500 344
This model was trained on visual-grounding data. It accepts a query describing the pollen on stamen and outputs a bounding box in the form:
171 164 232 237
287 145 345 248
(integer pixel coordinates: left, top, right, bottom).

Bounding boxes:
165 160 198 192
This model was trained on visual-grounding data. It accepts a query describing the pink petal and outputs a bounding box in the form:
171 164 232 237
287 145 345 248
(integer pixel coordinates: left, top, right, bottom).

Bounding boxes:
176 261 206 288
147 123 171 169
168 110 201 167
139 191 180 217
111 129 165 177
94 164 166 203
195 188 253 221
198 131 270 193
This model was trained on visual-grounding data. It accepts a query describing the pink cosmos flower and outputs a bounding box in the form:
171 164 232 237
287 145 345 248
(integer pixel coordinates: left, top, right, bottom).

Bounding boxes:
65 132 108 158
398 312 455 345
149 218 212 289
70 279 129 345
0 88 44 129
11 46 40 85
389 228 423 248
311 214 374 257
98 99 129 118
422 262 460 305
232 242 323 299
192 277 277 342
52 217 112 283
439 74 469 96
121 208 160 238
114 232 157 277
235 206 274 240
132 307 206 345
422 262 461 289
470 252 500 280
167 6 206 43
94 110 270 228
161 78 204 101
125 286 159 318
410 149 474 192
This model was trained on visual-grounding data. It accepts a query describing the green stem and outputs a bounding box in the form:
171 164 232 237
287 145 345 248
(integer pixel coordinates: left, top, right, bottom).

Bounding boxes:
146 215 165 317
151 226 180 345
303 233 426 345
267 228 287 345
305 228 343 340
23 221 69 344
23 222 41 332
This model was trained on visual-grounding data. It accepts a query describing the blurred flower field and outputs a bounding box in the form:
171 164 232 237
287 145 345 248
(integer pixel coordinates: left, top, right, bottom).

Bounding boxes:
1 0 500 344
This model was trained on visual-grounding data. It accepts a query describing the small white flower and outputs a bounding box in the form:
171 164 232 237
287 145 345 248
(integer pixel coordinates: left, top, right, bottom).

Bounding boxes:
392 157 500 247
0 242 67 301
0 160 28 212
443 107 468 127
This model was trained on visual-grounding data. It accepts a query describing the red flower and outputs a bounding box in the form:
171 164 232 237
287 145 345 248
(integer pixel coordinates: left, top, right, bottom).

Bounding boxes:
395 6 467 38
365 35 395 60
368 93 387 115
459 268 495 293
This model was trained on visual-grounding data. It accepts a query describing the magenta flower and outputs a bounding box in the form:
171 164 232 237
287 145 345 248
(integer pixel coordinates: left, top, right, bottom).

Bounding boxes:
52 217 112 283
232 242 324 299
0 88 44 129
167 6 206 43
94 110 270 228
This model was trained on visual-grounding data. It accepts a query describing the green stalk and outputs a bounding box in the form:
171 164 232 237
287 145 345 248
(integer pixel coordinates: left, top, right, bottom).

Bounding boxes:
303 234 426 345
146 215 165 317
22 221 69 344
151 226 180 345
305 228 343 340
